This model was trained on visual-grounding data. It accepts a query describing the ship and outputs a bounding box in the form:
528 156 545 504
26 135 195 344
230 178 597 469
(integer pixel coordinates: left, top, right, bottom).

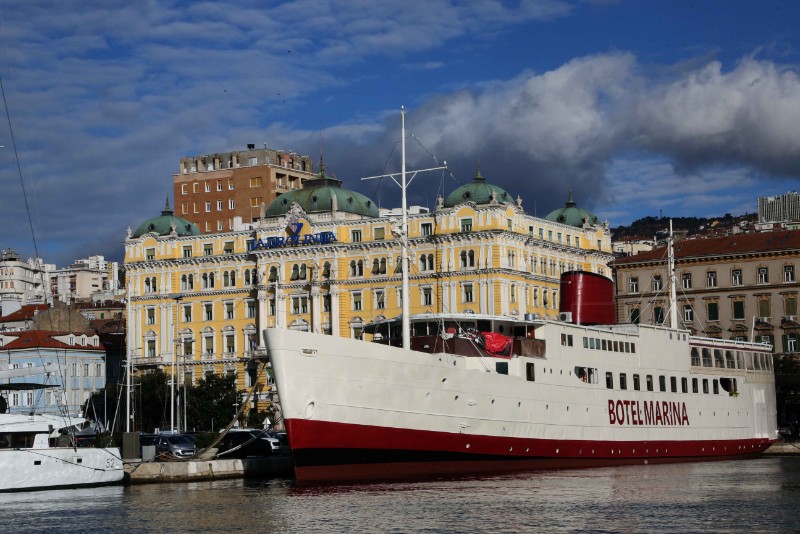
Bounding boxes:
262 111 777 483
264 270 777 482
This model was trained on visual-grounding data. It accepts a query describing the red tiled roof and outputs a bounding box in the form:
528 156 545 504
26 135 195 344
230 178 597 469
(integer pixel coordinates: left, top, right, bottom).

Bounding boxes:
0 304 48 322
612 230 800 266
0 330 104 351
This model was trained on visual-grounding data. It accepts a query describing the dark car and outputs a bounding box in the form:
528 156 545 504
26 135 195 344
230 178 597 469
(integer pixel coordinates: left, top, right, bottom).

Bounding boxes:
155 433 197 458
216 429 280 458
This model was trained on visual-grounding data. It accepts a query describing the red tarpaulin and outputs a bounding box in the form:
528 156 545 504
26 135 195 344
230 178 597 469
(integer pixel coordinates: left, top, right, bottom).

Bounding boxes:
481 332 512 357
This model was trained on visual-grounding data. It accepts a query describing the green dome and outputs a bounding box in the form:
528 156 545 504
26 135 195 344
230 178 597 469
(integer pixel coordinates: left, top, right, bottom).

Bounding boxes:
545 190 599 227
132 198 201 238
444 164 512 208
266 165 379 218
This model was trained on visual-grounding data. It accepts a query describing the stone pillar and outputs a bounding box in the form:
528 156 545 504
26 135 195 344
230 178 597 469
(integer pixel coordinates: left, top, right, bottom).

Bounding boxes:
310 285 321 334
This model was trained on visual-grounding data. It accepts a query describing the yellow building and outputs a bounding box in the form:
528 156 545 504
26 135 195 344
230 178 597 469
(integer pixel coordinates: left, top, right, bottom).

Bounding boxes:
124 168 614 414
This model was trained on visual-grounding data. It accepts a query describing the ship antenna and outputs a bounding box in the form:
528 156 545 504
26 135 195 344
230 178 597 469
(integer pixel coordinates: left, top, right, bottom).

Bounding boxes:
668 219 678 329
361 107 447 349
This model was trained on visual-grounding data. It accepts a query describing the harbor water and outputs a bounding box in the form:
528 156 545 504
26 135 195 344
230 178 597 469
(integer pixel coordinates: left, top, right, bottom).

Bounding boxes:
2 457 799 533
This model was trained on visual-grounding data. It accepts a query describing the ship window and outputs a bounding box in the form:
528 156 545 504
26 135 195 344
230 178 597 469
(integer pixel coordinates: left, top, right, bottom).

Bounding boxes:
632 374 640 391
682 377 688 393
605 372 613 389
670 376 677 392
526 363 535 381
702 379 709 394
495 362 508 375
613 341 619 352
713 379 719 394
702 348 712 367
619 373 627 390
588 338 595 349
575 367 588 382
601 339 608 351
714 349 724 368
583 337 588 348
646 375 653 391
691 348 701 366
630 343 636 354
692 378 699 393
658 375 666 392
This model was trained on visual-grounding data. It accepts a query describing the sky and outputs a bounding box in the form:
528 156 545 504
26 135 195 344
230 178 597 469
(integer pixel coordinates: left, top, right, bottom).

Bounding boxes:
1 0 799 267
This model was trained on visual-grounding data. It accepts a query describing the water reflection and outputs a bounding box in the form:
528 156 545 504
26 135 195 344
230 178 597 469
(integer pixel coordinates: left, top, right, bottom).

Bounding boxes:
0 458 798 533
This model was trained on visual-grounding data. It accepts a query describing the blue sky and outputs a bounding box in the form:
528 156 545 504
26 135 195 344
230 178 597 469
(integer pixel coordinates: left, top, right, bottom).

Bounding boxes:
1 0 799 266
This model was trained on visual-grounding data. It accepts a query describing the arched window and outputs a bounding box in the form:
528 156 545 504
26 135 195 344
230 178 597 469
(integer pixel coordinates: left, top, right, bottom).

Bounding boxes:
372 259 380 274
223 271 230 287
291 264 299 281
460 251 467 268
230 271 235 286
144 278 151 293
322 262 331 279
350 261 356 277
380 258 387 274
181 275 188 290
420 255 428 271
269 266 278 282
468 250 475 267
209 272 215 288
188 274 194 289
357 260 364 276
202 273 209 289
244 269 251 285
299 264 307 280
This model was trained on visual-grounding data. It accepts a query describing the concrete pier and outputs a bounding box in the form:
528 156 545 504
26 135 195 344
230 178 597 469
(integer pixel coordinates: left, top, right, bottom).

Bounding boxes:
124 455 293 484
763 442 800 456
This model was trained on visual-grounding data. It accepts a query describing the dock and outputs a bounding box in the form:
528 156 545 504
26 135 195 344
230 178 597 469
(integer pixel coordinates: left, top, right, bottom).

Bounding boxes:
124 455 293 484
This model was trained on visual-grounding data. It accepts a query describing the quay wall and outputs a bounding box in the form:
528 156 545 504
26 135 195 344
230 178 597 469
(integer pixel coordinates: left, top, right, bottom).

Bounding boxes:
125 455 293 484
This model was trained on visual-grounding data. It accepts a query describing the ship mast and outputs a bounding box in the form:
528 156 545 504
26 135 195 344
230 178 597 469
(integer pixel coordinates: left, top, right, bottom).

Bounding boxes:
668 219 678 329
362 107 446 349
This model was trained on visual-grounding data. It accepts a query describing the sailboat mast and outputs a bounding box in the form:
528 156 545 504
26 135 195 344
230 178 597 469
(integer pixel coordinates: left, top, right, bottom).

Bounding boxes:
668 219 678 329
400 108 411 350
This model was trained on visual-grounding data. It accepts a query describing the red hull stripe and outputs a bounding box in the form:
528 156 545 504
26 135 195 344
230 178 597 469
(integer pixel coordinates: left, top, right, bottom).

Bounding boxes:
285 418 775 483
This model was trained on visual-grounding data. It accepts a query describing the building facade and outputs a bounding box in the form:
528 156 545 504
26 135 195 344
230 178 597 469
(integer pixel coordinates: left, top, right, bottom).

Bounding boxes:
0 331 107 415
173 145 316 234
759 191 800 225
612 230 800 353
125 169 614 416
0 249 53 306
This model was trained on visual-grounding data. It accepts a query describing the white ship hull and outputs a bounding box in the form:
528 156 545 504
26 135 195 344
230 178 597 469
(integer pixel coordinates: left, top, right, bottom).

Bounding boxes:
0 446 123 492
265 321 777 482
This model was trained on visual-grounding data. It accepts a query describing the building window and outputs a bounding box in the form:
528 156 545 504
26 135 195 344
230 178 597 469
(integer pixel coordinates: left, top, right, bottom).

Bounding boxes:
629 277 638 293
733 300 745 320
786 334 798 353
707 301 719 321
204 303 213 321
147 340 156 358
732 269 742 286
758 298 771 319
785 295 797 318
229 199 235 210
352 292 362 311
375 290 385 309
203 335 214 356
463 283 474 303
205 201 211 213
630 308 640 324
225 302 234 320
785 265 795 283
146 307 155 325
758 267 768 284
460 218 472 233
205 182 211 192
203 244 213 256
183 305 192 322
374 227 385 240
652 275 662 291
225 335 235 354
217 199 223 211
216 181 222 191
707 271 717 288
510 284 516 303
183 246 192 258
291 296 308 314
246 300 256 318
460 250 476 269
145 248 155 261
351 229 362 243
250 197 263 207
422 287 433 306
421 223 432 237
181 184 187 195
250 177 262 187
323 294 331 312
349 260 364 277
682 273 692 289
683 304 693 322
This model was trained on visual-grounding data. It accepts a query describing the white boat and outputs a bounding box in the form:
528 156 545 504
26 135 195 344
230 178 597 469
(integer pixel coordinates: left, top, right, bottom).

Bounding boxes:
262 110 777 483
0 412 124 492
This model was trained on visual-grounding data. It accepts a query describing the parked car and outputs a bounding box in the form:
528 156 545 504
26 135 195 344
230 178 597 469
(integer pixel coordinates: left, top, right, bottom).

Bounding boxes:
155 433 197 458
216 429 280 458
